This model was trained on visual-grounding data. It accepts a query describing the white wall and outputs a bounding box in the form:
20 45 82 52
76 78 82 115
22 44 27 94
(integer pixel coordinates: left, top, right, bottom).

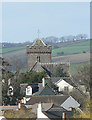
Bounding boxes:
56 80 73 92
42 78 45 87
37 103 48 119
26 86 32 96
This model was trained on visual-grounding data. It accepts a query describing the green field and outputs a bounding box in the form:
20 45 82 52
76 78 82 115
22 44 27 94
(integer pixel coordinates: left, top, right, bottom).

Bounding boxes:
65 40 90 47
1 40 90 75
70 61 90 75
0 46 26 54
52 40 90 56
1 40 90 55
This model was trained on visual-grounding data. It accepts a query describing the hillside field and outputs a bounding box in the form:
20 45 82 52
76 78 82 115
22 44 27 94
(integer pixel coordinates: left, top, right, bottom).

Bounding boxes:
52 40 90 56
1 40 90 74
1 40 90 56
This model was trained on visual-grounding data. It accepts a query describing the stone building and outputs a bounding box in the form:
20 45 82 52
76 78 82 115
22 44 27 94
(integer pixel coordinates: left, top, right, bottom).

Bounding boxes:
26 38 70 76
26 38 52 71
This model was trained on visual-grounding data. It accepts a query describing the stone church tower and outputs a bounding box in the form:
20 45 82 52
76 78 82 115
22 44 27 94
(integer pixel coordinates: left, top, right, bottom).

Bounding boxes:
26 38 52 71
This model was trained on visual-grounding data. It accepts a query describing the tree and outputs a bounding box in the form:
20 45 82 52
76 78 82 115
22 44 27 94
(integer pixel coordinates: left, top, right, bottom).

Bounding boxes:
73 98 91 119
75 34 88 40
70 88 86 108
1 57 14 105
6 57 24 73
19 70 47 83
1 57 23 105
52 66 68 77
48 80 58 91
72 64 90 92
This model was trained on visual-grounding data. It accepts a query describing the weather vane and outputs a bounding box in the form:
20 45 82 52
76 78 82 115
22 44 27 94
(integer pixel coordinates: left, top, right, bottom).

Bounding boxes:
37 29 40 38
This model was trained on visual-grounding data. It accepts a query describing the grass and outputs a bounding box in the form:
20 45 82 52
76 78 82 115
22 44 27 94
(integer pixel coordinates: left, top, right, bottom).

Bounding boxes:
1 46 26 54
52 46 89 56
4 108 36 119
52 40 90 56
1 40 90 55
65 40 90 47
1 40 90 74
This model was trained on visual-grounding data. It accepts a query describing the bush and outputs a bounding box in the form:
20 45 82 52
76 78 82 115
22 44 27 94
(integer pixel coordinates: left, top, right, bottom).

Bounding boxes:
82 51 86 53
52 66 68 77
57 51 64 56
19 70 47 83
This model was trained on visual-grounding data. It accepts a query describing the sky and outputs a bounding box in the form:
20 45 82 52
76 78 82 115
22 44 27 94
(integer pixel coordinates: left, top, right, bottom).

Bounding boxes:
2 2 90 43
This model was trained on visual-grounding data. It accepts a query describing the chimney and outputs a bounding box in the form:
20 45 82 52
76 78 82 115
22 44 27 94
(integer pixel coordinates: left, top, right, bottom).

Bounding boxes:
68 107 73 111
42 78 45 87
18 102 21 110
37 103 48 119
37 103 42 118
23 97 26 104
62 112 66 120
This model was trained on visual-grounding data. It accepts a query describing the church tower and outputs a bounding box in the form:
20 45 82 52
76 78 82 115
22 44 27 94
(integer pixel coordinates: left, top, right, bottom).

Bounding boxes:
26 38 52 71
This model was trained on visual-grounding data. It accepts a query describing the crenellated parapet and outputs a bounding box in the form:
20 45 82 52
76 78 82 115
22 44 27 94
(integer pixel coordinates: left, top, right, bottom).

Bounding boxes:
26 45 52 54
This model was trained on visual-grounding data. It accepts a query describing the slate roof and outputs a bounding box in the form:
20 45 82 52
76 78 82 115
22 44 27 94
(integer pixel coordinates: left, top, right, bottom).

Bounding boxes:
45 77 77 87
20 83 42 96
47 104 67 112
43 111 62 119
33 84 56 95
30 62 69 76
61 96 80 110
41 62 69 76
42 104 74 119
45 77 61 84
26 95 69 105
43 109 73 119
30 61 45 73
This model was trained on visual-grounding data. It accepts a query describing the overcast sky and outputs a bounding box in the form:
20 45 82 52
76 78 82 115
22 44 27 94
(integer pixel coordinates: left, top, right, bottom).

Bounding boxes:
2 2 90 43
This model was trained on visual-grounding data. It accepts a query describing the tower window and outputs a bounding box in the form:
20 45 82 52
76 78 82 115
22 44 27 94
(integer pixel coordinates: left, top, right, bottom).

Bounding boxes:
37 56 40 62
39 56 40 62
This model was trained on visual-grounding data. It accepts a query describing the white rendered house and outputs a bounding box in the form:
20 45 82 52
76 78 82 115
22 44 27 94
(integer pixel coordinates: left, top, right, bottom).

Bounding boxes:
55 79 74 93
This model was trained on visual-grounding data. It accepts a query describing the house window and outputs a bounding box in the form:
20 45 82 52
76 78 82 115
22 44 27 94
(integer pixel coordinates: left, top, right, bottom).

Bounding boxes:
64 86 69 93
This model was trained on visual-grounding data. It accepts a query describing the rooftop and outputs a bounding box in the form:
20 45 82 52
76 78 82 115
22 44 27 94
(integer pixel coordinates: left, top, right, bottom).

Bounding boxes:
32 38 47 46
26 95 69 105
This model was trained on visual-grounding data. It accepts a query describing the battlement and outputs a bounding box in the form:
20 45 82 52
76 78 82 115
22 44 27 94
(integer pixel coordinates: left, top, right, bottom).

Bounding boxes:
39 62 70 65
26 45 52 54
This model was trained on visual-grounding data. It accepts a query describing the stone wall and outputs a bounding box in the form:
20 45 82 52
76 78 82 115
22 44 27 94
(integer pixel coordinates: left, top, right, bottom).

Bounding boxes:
26 44 52 71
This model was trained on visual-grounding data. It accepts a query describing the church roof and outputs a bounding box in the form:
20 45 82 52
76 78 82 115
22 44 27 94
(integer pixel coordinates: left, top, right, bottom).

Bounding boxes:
32 38 46 46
